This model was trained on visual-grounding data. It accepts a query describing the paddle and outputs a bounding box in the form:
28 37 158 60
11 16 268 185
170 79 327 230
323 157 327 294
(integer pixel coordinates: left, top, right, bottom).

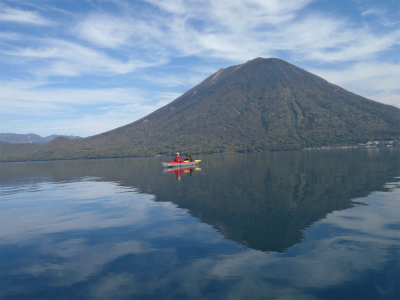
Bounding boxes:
182 160 201 163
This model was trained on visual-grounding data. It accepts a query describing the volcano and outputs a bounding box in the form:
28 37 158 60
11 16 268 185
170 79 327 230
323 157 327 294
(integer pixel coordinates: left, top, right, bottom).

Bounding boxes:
1 58 399 161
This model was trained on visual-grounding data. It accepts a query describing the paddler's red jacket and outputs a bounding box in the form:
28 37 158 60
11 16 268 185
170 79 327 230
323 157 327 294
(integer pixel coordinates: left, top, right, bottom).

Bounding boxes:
173 155 182 162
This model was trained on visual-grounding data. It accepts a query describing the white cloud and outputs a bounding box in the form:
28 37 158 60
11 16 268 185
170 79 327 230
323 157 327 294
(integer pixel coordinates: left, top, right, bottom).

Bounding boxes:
306 29 400 62
1 83 141 108
73 14 136 49
124 0 315 61
208 0 312 27
0 31 23 40
3 1 398 75
0 6 53 26
137 0 399 65
0 80 180 136
3 39 145 77
309 62 400 107
0 38 170 82
369 91 400 108
359 3 399 28
361 8 383 17
143 74 186 87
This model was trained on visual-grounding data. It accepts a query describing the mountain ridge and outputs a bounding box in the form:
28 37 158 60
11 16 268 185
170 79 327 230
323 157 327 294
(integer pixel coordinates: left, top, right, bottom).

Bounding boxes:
1 57 399 162
0 133 82 144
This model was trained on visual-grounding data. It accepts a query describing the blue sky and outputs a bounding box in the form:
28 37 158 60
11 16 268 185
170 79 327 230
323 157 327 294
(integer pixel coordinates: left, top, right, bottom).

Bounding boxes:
1 0 399 137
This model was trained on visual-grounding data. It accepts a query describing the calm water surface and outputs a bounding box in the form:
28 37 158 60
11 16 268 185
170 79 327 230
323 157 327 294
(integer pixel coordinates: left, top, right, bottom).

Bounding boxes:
0 149 399 300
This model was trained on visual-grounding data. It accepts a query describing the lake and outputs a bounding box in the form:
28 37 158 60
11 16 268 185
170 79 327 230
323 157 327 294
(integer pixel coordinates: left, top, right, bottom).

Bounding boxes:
0 149 399 300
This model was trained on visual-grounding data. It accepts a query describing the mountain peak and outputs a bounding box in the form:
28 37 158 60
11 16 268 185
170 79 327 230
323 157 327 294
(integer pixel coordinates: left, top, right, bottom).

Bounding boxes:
245 57 295 66
247 56 282 62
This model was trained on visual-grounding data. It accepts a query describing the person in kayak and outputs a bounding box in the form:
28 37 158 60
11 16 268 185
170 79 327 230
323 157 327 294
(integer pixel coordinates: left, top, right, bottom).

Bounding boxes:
173 153 183 162
184 154 192 162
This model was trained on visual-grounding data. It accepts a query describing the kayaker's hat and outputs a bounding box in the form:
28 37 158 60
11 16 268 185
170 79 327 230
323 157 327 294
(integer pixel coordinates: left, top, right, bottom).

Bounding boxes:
176 152 179 155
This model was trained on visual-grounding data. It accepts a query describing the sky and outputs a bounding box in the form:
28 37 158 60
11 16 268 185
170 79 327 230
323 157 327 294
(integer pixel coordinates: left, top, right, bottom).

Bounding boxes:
0 0 399 138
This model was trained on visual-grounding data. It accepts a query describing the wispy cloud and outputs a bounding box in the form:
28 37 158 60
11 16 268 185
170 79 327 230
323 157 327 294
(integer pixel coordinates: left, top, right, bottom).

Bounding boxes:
120 0 399 64
306 29 400 62
0 80 179 136
2 39 153 78
310 62 400 108
0 6 53 26
139 0 315 60
359 2 399 28
73 14 138 49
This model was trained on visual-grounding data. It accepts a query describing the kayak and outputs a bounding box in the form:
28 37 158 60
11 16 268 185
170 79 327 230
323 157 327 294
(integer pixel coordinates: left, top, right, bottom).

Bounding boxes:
162 160 201 168
162 166 201 174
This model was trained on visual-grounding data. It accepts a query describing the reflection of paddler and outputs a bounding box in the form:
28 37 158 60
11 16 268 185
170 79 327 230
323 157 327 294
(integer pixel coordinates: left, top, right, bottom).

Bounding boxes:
175 169 183 180
184 168 193 176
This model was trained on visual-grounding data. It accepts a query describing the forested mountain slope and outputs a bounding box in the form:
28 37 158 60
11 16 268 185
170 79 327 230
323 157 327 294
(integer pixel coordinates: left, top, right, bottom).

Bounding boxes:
1 58 399 161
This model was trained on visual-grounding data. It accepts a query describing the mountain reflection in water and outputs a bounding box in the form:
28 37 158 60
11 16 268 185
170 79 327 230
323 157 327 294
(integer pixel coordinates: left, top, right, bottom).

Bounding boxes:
159 149 399 252
1 148 399 300
1 149 398 254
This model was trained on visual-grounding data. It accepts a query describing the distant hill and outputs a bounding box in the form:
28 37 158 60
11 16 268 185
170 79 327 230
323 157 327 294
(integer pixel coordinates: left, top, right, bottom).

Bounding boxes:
0 133 81 144
1 58 399 162
0 141 43 158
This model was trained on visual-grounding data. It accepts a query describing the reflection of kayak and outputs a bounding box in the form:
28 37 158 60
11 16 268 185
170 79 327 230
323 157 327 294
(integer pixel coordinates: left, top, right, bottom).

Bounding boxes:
162 166 201 174
162 160 201 168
